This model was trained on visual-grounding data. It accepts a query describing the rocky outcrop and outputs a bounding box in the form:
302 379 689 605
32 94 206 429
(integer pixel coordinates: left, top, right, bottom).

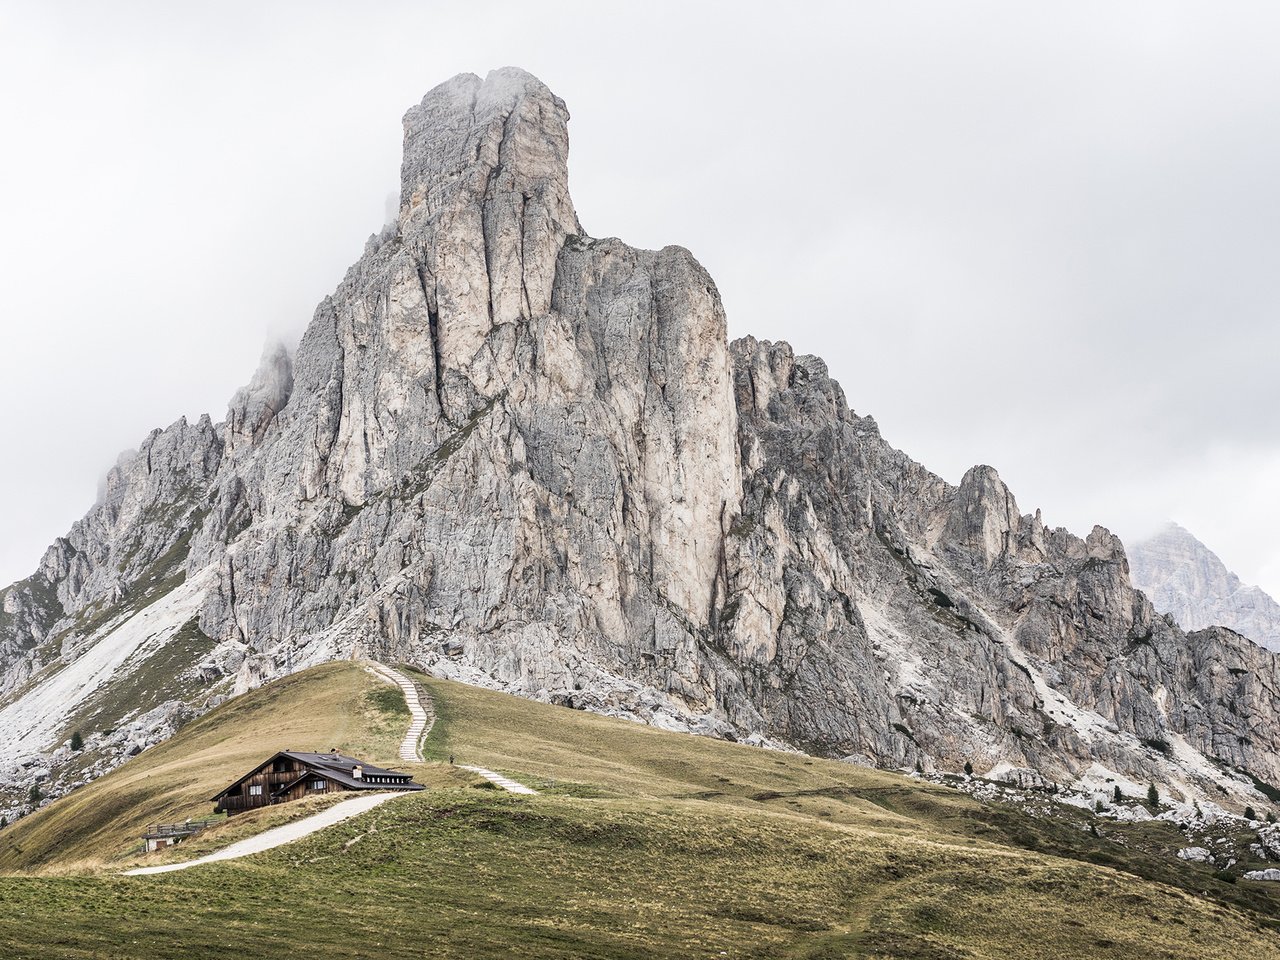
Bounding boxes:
225 344 293 454
2 68 1278 817
1129 522 1280 652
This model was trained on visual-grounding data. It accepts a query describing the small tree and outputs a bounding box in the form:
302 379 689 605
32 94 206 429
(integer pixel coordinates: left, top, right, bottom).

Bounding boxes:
1089 823 1099 838
964 760 974 776
1146 782 1159 810
914 759 923 774
1113 785 1123 803
0 814 7 830
1095 799 1105 813
69 730 84 752
1268 812 1277 824
27 784 42 808
1245 806 1258 821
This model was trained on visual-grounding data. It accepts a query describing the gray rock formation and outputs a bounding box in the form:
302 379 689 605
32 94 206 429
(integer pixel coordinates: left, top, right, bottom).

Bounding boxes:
2 68 1279 819
1244 868 1280 881
1129 522 1280 652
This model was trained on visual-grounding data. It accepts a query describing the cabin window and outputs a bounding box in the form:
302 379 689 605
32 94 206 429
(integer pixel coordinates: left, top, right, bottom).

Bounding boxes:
249 785 263 796
272 758 290 772
310 780 326 791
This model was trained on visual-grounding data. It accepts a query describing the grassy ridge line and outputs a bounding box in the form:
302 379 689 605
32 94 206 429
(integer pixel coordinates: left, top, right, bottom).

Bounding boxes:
408 666 1042 839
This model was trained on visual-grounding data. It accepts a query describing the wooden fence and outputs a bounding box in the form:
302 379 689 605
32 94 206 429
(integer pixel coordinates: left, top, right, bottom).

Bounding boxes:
141 816 222 840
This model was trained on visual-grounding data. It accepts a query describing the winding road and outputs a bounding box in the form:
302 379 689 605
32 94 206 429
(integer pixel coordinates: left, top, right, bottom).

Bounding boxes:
460 764 539 795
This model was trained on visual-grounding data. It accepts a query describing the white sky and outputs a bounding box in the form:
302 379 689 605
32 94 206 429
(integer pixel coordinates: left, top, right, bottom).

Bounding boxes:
1 2 1277 598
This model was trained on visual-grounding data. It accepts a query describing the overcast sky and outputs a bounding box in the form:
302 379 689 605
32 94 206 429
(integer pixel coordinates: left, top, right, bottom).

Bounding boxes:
1 2 1277 599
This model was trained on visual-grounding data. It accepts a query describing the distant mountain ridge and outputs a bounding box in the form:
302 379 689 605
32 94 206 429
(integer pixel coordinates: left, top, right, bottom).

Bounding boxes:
1129 523 1280 652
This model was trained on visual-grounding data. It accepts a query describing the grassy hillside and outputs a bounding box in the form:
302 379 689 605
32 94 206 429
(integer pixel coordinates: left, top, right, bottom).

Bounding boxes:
0 663 1277 958
0 661 448 870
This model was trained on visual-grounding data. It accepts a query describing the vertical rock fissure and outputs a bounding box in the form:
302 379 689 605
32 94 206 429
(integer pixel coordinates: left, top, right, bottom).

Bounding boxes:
519 193 532 320
411 262 444 410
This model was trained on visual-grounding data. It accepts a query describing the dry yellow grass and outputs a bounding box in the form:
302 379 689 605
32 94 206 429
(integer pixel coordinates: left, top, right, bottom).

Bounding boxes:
412 666 1015 837
0 661 411 869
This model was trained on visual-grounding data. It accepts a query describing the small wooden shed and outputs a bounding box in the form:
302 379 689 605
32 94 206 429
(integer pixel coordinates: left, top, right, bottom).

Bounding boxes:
141 817 219 852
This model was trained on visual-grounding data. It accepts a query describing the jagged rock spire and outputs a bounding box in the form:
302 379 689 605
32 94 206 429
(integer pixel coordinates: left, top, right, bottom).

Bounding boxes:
225 342 293 454
944 464 1020 569
398 68 582 365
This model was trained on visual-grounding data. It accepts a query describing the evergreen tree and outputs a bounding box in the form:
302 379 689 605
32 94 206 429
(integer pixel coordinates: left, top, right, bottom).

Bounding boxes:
69 730 84 752
1146 782 1159 810
0 815 7 830
1268 812 1277 824
1113 785 1122 803
963 760 974 776
27 784 42 808
1245 806 1258 821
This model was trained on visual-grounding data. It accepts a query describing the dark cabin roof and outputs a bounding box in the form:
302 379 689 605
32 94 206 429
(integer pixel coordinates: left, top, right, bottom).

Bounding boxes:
210 750 424 800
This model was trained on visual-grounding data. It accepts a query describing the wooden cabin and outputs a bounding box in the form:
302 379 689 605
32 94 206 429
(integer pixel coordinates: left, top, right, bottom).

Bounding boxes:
211 749 423 815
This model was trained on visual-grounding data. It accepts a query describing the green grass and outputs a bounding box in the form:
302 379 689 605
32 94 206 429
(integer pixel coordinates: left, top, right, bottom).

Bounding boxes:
1 663 1278 958
364 683 411 719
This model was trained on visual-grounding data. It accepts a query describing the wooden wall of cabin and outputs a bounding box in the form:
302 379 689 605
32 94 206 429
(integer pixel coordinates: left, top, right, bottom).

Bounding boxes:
216 757 343 814
276 775 345 805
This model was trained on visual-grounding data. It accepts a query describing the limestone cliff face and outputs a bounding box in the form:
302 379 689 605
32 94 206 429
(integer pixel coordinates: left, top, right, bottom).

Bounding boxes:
1129 522 1280 653
713 342 1280 796
2 68 1278 815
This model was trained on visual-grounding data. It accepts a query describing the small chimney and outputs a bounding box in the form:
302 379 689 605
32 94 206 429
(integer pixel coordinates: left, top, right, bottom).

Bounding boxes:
352 765 363 780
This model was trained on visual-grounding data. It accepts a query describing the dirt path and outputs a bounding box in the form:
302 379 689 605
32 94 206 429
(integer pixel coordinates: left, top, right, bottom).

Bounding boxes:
123 791 405 876
365 661 538 795
364 661 434 762
460 764 539 795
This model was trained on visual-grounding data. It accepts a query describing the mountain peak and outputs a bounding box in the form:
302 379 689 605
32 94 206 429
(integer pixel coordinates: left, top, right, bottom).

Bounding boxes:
399 67 579 233
392 68 581 369
1129 522 1280 651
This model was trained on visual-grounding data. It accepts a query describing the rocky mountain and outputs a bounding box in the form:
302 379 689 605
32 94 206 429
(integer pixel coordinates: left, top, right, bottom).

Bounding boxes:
3 67 1279 820
1129 522 1280 652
